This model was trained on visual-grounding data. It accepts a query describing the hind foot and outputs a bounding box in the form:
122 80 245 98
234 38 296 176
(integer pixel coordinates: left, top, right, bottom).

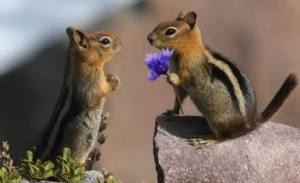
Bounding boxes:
187 136 218 149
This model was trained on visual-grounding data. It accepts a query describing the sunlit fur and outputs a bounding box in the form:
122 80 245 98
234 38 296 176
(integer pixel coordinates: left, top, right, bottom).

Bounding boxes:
40 27 121 166
148 11 297 140
148 21 205 57
67 27 121 108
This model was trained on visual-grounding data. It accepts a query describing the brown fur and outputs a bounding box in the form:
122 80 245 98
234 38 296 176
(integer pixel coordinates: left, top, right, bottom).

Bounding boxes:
148 11 297 140
68 27 121 108
37 27 121 165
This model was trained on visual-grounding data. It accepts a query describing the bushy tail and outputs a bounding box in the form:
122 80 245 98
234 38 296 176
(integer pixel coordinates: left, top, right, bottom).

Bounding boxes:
259 73 298 122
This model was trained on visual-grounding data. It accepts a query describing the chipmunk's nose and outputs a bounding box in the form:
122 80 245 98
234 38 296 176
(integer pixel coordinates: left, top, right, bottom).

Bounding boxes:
147 33 154 44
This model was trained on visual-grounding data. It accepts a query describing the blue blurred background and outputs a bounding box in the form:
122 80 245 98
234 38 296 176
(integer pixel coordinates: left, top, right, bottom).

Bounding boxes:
0 0 299 182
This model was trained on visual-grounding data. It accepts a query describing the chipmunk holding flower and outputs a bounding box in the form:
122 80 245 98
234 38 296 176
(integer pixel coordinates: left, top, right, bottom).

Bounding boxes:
147 11 297 144
36 27 121 165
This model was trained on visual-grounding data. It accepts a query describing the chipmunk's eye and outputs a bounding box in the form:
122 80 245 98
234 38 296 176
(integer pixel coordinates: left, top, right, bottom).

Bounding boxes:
99 36 111 47
164 27 177 37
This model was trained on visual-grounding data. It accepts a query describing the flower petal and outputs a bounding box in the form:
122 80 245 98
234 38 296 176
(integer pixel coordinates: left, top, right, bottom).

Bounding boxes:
147 70 160 81
161 48 174 59
144 49 174 80
144 53 160 65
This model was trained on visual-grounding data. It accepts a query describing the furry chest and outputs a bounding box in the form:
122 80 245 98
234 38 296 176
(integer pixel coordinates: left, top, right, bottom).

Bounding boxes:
72 76 104 105
178 68 195 86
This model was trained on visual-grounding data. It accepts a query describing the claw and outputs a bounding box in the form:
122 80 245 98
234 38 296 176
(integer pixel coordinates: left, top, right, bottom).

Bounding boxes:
187 137 218 149
101 112 110 121
107 73 120 90
107 73 118 80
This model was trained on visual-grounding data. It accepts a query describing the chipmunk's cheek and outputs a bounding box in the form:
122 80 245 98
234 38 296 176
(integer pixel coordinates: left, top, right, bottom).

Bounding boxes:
152 40 164 49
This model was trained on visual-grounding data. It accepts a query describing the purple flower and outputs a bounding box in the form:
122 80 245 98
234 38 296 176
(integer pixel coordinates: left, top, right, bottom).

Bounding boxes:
144 48 174 81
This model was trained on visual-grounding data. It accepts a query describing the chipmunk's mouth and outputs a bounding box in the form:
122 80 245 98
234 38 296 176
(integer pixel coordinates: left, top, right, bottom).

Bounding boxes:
147 36 174 53
147 33 163 48
151 42 166 50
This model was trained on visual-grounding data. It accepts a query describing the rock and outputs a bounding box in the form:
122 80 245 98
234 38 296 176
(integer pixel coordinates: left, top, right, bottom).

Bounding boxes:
153 115 300 183
20 180 30 183
21 170 104 183
80 170 104 183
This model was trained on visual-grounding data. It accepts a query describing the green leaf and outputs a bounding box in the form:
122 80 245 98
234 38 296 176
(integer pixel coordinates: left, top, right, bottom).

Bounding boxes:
43 161 55 171
105 175 119 183
25 151 33 162
20 150 55 181
75 168 84 177
55 147 85 182
70 174 82 182
41 170 54 179
62 148 71 159
29 163 39 174
0 166 21 183
63 162 70 174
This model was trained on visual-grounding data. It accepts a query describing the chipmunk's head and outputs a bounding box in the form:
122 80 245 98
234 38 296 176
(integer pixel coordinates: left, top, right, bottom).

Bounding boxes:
66 27 121 65
147 11 203 54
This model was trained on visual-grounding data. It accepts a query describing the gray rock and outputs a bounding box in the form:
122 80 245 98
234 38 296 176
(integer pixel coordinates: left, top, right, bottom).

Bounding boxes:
21 170 104 183
153 115 300 183
80 170 104 183
20 180 30 183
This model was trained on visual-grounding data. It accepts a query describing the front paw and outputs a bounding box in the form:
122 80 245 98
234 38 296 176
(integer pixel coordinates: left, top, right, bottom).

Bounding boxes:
162 109 179 116
167 73 180 86
107 73 120 90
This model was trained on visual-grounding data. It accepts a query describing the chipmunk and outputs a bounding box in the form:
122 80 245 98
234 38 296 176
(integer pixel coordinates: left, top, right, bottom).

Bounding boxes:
147 11 298 144
36 27 121 165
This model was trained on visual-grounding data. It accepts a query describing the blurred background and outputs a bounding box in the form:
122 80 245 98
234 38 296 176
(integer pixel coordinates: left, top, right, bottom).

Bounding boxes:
0 0 299 182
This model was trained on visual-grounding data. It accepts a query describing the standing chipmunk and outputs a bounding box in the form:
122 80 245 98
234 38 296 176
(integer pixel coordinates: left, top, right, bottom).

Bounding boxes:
147 11 297 143
36 27 121 165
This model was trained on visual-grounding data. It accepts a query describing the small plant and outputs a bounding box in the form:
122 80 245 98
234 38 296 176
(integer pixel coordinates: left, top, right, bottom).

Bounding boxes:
0 142 115 183
20 150 55 181
0 166 21 183
98 169 119 183
0 141 21 183
103 175 118 183
55 147 85 182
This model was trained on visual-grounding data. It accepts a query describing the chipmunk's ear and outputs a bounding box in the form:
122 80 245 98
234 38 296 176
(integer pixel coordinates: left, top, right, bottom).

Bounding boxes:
66 27 87 48
176 11 197 30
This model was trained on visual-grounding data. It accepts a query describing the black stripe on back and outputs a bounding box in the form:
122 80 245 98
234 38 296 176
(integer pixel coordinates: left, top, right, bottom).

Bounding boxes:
210 64 240 111
50 96 81 155
209 49 252 103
